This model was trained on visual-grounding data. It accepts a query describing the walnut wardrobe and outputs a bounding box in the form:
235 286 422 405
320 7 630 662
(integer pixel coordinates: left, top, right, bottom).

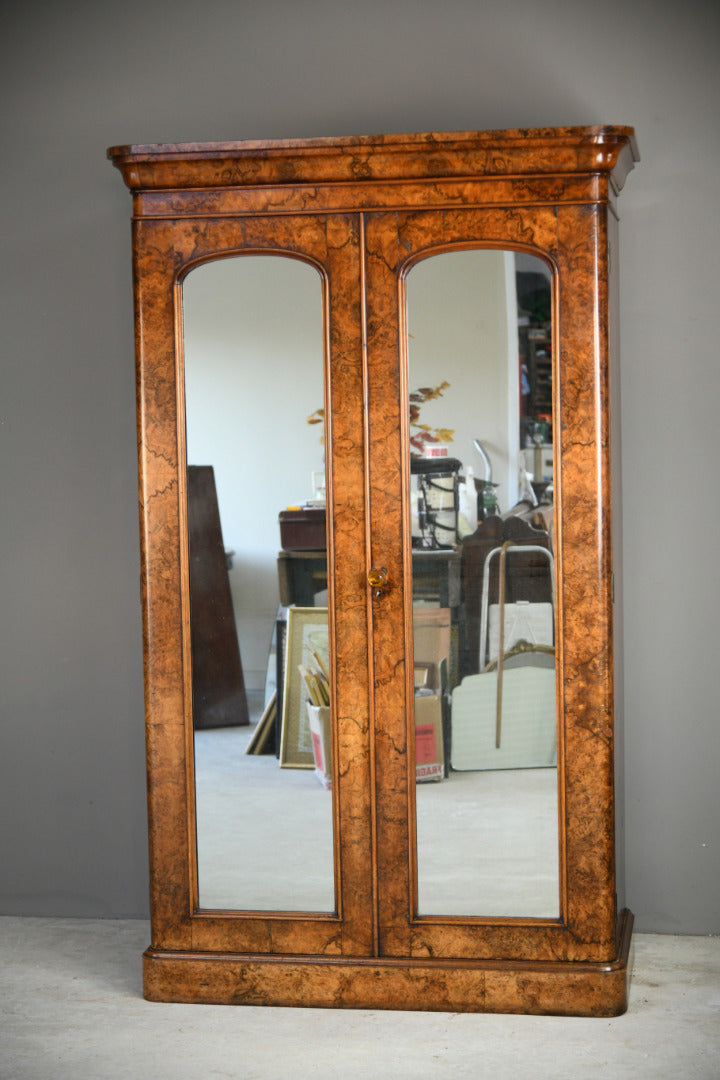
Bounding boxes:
109 126 638 1014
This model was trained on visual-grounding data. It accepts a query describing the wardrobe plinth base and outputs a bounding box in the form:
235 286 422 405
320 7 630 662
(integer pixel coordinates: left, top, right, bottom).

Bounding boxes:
144 909 633 1016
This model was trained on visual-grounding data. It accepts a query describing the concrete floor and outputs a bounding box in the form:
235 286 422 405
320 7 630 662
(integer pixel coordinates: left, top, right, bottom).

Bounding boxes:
1 917 718 1079
195 725 559 916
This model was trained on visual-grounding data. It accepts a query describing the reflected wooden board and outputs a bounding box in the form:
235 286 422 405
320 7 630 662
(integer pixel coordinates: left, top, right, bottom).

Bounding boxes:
187 465 249 729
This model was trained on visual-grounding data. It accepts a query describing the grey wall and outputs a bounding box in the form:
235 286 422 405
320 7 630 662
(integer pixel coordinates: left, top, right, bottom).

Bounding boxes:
1 0 718 932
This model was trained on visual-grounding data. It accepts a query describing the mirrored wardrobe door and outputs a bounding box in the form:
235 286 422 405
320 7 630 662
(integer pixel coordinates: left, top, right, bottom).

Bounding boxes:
182 253 333 914
132 213 374 955
405 248 559 921
364 207 572 961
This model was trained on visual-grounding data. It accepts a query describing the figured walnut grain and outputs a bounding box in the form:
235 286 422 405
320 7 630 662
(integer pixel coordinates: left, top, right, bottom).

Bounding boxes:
110 126 637 1013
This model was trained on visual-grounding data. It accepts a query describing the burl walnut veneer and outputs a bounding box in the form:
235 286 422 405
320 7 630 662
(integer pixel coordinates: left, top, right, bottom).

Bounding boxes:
109 127 638 1014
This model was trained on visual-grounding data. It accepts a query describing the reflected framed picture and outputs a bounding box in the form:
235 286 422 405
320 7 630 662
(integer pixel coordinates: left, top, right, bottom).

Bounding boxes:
280 606 329 768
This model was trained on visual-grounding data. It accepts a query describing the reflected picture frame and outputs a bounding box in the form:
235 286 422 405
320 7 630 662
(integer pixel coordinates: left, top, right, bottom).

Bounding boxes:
280 606 329 768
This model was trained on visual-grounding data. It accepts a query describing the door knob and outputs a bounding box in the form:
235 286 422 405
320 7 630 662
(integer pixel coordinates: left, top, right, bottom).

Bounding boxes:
368 567 389 598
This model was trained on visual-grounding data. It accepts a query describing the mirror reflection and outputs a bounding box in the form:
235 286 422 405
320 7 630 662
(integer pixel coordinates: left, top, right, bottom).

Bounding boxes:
181 247 558 919
406 249 559 917
183 255 335 912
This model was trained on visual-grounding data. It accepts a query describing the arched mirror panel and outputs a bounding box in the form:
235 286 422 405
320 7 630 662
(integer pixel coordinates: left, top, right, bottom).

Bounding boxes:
182 254 334 913
404 248 558 919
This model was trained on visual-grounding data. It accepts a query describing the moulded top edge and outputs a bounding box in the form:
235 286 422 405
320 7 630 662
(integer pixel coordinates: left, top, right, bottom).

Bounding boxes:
107 125 637 162
107 126 638 198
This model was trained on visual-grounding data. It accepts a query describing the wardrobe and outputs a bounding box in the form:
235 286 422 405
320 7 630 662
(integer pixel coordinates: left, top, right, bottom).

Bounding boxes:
109 126 638 1014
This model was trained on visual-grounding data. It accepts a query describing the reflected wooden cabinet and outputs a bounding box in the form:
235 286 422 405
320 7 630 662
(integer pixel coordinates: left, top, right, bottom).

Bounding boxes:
109 127 638 1014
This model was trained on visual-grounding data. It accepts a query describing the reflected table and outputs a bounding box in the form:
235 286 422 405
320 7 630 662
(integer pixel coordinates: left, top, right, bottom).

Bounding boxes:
277 547 461 610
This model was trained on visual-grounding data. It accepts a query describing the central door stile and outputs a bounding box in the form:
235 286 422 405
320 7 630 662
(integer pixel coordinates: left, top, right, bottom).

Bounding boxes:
363 213 416 958
323 213 376 958
359 211 381 959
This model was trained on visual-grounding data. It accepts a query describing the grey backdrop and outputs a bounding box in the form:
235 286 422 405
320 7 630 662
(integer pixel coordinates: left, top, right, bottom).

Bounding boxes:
1 0 718 934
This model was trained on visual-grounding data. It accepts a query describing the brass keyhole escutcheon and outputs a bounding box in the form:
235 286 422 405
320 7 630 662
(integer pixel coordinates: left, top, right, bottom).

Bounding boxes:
368 567 389 598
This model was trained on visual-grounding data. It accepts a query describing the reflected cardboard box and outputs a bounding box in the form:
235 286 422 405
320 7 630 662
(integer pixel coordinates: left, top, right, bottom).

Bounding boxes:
414 606 457 689
415 693 444 782
413 607 451 670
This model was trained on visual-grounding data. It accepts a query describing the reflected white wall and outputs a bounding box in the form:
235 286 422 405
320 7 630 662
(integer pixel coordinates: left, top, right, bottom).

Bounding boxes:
406 250 520 512
183 257 325 692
